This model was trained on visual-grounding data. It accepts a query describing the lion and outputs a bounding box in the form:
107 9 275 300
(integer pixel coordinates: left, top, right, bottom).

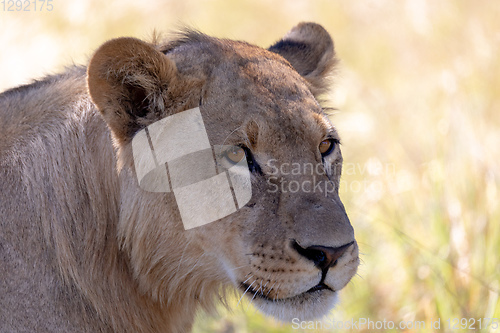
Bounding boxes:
0 22 359 332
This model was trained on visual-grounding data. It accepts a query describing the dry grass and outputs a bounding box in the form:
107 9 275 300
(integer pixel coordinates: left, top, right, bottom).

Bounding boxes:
1 1 498 332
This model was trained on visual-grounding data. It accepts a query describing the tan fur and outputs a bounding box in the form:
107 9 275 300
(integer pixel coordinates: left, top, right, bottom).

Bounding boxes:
0 23 359 333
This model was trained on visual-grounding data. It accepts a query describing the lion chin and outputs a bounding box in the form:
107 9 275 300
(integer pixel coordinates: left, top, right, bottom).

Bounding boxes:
246 286 338 322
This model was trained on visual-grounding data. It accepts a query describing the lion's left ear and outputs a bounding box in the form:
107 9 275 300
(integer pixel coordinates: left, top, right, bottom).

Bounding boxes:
268 22 336 97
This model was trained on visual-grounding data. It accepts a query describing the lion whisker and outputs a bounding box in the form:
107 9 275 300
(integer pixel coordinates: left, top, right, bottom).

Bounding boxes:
266 281 277 297
262 279 270 293
249 281 262 305
237 279 256 307
241 274 254 285
273 284 282 303
228 264 251 271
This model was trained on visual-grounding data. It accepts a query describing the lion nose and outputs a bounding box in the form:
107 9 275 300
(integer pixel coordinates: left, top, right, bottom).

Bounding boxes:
292 240 354 270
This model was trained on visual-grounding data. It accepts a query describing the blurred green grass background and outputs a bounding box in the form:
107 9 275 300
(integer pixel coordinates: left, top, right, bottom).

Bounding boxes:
1 1 499 332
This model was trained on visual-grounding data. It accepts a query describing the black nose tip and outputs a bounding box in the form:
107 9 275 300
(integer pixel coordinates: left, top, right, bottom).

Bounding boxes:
292 240 354 270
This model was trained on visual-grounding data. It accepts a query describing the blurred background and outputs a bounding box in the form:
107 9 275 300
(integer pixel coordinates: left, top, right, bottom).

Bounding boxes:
1 1 499 332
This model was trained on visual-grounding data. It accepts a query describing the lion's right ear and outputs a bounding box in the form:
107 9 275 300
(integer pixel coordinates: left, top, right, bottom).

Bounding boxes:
87 37 177 143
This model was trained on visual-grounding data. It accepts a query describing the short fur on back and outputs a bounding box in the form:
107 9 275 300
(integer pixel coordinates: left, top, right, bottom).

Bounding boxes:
0 23 359 333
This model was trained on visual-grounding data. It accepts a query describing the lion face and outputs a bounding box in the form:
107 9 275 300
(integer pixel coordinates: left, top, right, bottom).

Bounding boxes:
88 22 358 323
187 49 358 321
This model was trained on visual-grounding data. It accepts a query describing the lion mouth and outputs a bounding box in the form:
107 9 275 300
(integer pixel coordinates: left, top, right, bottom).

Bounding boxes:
305 283 332 293
238 279 340 322
240 282 333 302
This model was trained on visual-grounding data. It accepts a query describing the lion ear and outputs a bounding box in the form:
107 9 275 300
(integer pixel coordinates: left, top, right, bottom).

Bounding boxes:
268 22 336 97
87 37 177 143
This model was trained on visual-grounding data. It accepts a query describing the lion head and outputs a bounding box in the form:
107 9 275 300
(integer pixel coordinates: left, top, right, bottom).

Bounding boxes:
87 22 359 327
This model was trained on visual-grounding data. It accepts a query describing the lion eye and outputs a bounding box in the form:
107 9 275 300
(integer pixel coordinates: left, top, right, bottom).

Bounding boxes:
319 139 335 156
224 146 246 164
